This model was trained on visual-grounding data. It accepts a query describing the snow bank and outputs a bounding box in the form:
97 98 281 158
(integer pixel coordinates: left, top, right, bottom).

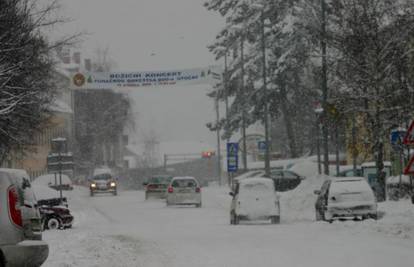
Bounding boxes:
279 173 328 222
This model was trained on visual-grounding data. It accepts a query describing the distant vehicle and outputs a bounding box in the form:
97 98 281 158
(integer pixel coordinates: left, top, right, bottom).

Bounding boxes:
143 175 172 200
32 184 74 230
230 177 280 225
33 173 73 191
314 177 378 222
269 169 305 192
166 177 202 207
89 171 117 196
0 169 49 267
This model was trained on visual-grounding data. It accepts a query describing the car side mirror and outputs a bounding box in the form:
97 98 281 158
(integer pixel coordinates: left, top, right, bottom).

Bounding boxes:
22 178 31 189
229 192 234 197
314 190 321 195
142 182 148 186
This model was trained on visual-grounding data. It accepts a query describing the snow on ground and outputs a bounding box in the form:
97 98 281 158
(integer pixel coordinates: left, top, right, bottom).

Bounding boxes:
43 160 414 267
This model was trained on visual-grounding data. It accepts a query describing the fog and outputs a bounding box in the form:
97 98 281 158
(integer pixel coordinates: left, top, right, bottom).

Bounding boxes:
61 0 224 145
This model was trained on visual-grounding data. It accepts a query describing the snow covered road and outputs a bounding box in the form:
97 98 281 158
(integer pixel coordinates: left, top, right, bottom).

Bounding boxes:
43 185 414 267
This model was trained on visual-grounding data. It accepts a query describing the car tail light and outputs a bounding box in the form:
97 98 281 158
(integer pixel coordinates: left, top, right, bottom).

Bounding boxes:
147 184 158 190
8 186 23 227
167 186 174 193
195 187 201 193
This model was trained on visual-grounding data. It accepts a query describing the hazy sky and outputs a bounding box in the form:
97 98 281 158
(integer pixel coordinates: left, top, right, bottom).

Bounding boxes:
60 0 224 145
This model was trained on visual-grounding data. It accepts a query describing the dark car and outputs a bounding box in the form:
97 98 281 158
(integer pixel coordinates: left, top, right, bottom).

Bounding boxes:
143 175 173 200
270 170 305 192
89 173 118 196
38 198 74 230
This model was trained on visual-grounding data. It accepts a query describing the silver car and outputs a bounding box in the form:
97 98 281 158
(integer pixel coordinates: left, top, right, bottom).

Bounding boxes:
166 177 202 208
0 169 49 267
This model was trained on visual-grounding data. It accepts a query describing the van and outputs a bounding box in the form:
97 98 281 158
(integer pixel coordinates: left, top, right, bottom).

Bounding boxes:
0 169 49 266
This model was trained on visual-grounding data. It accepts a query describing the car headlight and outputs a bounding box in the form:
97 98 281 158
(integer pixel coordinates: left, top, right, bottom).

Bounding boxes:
110 182 116 187
91 183 96 188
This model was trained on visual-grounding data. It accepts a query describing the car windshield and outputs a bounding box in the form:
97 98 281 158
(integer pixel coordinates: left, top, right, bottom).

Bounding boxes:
149 176 171 184
171 179 197 188
93 173 112 180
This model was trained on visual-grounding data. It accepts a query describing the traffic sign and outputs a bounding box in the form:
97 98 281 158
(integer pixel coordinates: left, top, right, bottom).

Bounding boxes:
258 141 267 152
403 121 414 145
391 128 406 151
404 155 414 175
227 143 239 173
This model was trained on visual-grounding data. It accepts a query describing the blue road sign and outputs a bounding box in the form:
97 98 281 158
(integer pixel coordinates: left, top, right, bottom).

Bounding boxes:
258 141 267 152
227 143 239 173
390 128 406 151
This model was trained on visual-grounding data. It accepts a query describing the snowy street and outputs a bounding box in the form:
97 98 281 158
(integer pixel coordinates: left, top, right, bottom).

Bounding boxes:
43 180 414 267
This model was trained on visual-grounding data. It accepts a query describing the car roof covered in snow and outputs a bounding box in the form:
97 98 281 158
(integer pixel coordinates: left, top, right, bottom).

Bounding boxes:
234 171 266 182
330 177 373 194
93 167 113 176
0 168 30 179
361 161 391 168
32 184 63 200
171 176 196 181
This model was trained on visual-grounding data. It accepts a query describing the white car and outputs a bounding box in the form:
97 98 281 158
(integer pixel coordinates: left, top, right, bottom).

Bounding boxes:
314 177 378 222
230 177 280 225
166 177 202 208
0 169 49 267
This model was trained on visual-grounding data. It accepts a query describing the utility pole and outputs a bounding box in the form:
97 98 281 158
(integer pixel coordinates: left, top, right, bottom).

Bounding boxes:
259 9 271 177
224 48 231 185
321 0 330 175
215 86 222 185
240 35 248 172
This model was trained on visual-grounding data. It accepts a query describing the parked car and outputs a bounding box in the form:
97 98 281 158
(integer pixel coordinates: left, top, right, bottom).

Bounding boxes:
314 177 378 222
229 177 280 225
143 175 173 200
89 172 117 196
0 169 49 267
269 169 305 192
166 177 202 207
32 185 74 230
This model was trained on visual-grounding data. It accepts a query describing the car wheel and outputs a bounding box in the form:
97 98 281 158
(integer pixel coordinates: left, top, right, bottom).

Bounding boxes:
47 217 61 230
271 216 280 224
369 213 378 220
0 250 5 267
90 191 94 197
196 203 202 208
113 190 117 196
315 208 326 221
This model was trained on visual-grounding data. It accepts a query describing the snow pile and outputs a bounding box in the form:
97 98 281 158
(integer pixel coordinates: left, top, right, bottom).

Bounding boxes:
279 174 328 222
387 175 411 185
